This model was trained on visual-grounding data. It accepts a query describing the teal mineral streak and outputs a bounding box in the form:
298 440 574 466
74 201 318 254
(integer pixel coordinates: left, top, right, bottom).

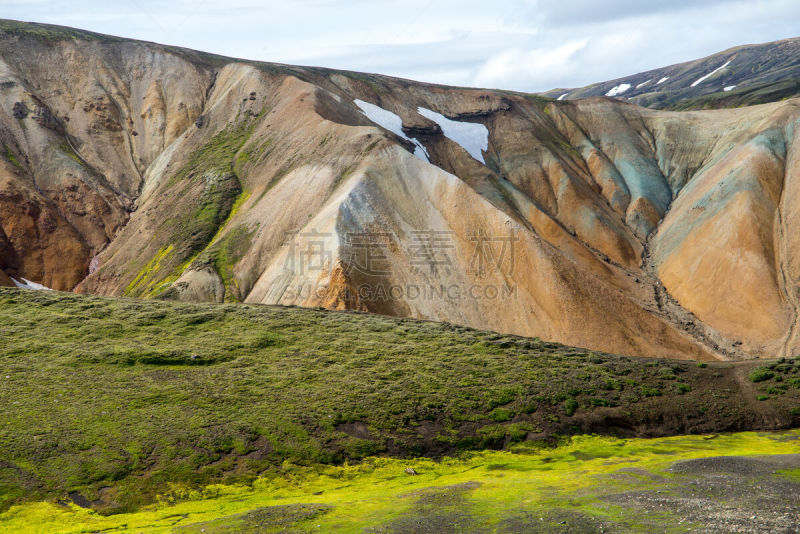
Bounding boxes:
651 135 785 264
614 158 673 215
749 128 789 160
577 144 632 212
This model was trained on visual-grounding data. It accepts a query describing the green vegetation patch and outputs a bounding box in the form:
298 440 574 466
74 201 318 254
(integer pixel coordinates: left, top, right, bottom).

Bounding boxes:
124 244 175 296
57 143 89 169
748 357 800 401
664 79 800 111
1 144 20 169
523 93 556 111
750 367 776 383
0 20 125 43
2 430 799 533
124 114 269 298
166 114 262 190
182 195 254 302
0 289 798 516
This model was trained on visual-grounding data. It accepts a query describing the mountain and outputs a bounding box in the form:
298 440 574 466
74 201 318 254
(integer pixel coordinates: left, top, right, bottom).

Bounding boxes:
1 20 800 361
544 38 800 109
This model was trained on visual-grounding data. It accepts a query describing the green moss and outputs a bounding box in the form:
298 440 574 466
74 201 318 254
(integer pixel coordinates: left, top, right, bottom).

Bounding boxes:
126 116 266 298
522 94 555 112
189 220 254 302
5 429 800 532
166 115 261 190
489 408 514 422
639 386 662 398
234 137 272 175
124 245 175 296
2 144 21 169
0 20 124 43
343 71 383 93
564 398 578 416
57 143 88 168
749 367 775 383
172 172 242 254
0 289 797 517
663 78 800 111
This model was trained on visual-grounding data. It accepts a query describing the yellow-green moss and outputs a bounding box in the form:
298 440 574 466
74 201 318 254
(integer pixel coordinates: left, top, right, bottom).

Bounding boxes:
2 430 799 533
2 144 20 169
123 245 175 296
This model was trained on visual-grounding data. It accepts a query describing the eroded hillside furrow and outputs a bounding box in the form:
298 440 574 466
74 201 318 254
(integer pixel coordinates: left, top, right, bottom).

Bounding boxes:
776 122 800 358
640 232 739 360
776 206 799 358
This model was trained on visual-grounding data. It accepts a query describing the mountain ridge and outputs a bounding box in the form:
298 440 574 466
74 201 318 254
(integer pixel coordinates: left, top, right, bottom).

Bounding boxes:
544 36 800 109
1 20 800 361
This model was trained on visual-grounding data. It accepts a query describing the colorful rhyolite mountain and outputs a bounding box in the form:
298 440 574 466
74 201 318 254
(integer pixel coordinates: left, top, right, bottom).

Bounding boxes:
1 20 800 361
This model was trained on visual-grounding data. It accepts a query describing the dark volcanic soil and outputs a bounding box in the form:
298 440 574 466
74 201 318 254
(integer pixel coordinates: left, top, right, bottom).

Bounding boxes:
605 453 800 533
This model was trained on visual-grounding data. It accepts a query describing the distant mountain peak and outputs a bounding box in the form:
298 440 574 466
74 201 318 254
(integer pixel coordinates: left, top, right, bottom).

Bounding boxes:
543 37 800 110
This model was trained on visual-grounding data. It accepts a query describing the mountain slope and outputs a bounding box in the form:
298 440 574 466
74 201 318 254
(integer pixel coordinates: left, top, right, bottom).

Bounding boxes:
2 21 800 360
1 288 798 514
545 37 800 109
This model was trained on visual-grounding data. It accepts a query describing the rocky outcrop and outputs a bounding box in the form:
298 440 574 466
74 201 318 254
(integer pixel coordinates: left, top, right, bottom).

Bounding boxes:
2 20 800 360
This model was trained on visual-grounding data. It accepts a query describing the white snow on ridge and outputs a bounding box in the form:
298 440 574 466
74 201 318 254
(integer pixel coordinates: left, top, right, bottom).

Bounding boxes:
724 85 737 92
691 61 731 87
657 77 669 84
354 99 429 162
636 79 651 89
11 277 51 290
417 107 489 164
557 93 569 101
605 83 631 97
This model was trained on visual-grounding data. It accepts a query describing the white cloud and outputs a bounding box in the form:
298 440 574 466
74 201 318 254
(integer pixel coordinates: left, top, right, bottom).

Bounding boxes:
473 40 588 89
2 0 799 93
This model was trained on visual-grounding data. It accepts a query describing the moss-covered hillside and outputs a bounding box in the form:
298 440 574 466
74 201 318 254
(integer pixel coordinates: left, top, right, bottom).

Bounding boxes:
0 288 798 514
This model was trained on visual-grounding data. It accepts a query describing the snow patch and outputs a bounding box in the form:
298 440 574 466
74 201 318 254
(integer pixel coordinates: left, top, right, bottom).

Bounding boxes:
657 77 669 85
605 83 631 97
417 107 489 164
354 99 429 162
724 85 737 92
691 61 731 87
557 93 569 101
11 277 51 290
636 79 651 89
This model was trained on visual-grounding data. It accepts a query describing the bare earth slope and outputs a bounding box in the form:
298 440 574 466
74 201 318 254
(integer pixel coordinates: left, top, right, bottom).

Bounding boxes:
2 21 800 360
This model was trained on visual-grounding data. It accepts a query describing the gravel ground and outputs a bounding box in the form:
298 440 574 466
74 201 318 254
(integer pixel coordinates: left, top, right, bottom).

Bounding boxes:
605 454 800 533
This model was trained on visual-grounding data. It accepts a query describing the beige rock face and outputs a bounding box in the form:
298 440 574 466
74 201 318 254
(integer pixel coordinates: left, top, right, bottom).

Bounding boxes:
2 22 800 360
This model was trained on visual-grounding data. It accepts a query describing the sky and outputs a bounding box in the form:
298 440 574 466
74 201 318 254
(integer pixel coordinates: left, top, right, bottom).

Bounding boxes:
2 0 799 92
